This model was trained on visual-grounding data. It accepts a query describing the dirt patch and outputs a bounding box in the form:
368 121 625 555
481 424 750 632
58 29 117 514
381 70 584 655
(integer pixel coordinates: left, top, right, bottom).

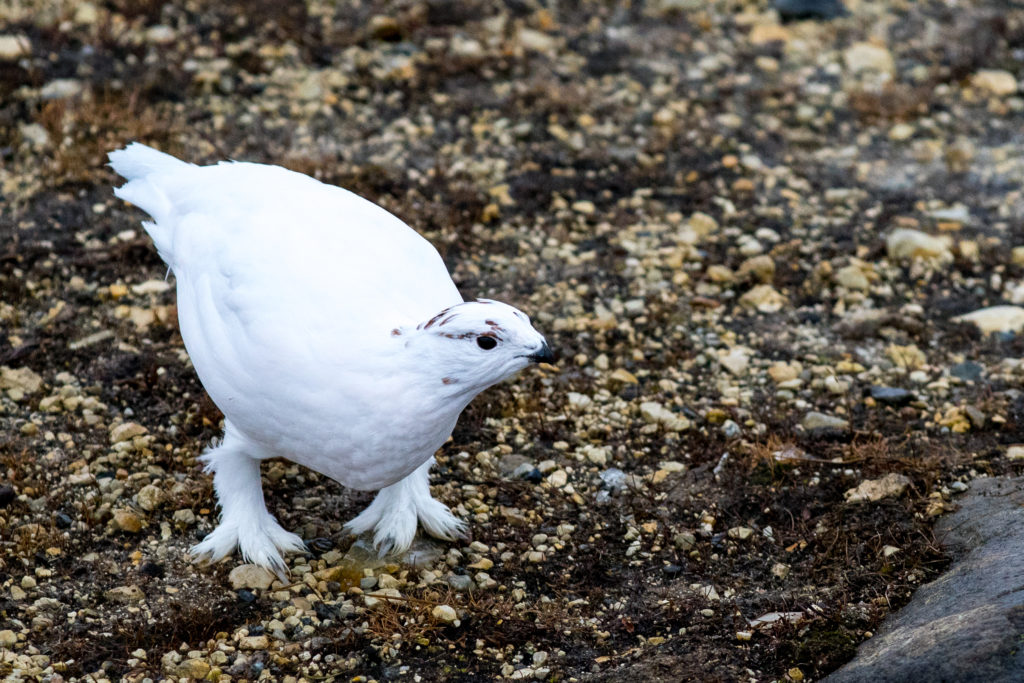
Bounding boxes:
2 0 1024 681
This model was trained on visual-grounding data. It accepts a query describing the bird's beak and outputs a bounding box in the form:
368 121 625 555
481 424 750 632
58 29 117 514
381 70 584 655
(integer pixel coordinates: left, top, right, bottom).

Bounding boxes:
529 340 555 364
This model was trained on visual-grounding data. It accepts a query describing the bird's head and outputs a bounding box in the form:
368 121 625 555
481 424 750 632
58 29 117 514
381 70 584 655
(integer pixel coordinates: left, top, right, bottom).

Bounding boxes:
400 299 553 394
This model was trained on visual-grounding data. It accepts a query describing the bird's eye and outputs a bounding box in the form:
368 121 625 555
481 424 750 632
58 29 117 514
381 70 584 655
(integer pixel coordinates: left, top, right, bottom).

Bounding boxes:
476 336 497 350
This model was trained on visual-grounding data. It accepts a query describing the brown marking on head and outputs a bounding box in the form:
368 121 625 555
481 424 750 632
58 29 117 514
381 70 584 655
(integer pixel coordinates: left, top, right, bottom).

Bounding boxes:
442 377 457 385
420 306 453 330
391 328 402 336
484 320 497 326
439 314 456 327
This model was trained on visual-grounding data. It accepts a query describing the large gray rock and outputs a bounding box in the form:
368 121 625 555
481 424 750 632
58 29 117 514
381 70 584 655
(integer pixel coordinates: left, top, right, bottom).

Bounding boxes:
826 477 1024 683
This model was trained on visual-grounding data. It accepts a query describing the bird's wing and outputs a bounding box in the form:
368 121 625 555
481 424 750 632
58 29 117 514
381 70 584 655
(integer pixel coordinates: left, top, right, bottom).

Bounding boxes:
110 144 463 343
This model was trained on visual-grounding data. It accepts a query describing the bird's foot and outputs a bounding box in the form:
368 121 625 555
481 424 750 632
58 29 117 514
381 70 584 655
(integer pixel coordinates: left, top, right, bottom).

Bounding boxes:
415 496 468 542
343 492 467 557
191 518 306 580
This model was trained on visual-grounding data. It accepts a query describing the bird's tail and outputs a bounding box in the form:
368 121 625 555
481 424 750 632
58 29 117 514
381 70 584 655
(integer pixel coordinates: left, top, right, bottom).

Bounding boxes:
108 143 192 264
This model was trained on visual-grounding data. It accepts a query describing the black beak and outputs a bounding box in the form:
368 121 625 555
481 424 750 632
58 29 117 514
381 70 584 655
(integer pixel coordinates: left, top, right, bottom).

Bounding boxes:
529 341 555 364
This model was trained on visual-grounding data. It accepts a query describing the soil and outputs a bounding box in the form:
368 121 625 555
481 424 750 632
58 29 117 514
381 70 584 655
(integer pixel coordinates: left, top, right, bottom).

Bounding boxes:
1 1 1023 681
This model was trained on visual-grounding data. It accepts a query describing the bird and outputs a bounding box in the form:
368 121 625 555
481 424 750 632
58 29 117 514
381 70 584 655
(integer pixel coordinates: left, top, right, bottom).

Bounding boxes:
108 143 553 576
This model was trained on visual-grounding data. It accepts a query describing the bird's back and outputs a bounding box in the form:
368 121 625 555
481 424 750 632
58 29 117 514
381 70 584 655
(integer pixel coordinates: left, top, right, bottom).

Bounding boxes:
109 143 462 336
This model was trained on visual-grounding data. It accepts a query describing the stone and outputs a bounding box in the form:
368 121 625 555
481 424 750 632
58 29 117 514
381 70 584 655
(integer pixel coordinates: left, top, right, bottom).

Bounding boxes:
824 376 849 395
546 470 567 487
447 573 474 592
886 229 952 262
727 526 753 540
719 348 750 377
0 366 43 400
739 284 787 313
112 509 142 533
844 474 911 503
802 411 849 431
826 477 1024 683
368 15 401 40
737 255 775 282
498 453 532 476
774 0 847 22
571 200 595 215
176 660 211 679
0 629 16 646
688 212 718 236
869 387 913 406
950 362 983 382
581 444 608 465
844 42 895 75
131 279 172 295
1006 446 1024 461
748 24 790 46
40 78 84 100
674 531 696 550
930 206 970 225
172 508 196 526
450 34 484 58
706 265 734 283
136 484 163 511
73 2 99 24
971 69 1018 96
888 123 915 141
364 588 402 608
517 27 556 52
145 25 176 44
229 564 276 591
105 585 145 603
238 634 269 650
110 422 148 444
652 0 703 13
834 264 870 290
431 604 459 623
609 368 638 384
886 344 926 369
768 361 801 384
600 468 628 492
639 401 691 431
749 611 804 630
954 306 1024 335
0 34 30 60
1006 281 1024 305
19 122 49 148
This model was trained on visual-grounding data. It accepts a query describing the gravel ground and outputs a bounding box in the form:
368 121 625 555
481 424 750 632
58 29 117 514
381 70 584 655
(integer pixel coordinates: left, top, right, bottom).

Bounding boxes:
2 1 1024 681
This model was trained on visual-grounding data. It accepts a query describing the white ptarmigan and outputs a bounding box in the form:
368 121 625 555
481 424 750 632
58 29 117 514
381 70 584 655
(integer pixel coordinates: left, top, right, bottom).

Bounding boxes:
109 143 553 575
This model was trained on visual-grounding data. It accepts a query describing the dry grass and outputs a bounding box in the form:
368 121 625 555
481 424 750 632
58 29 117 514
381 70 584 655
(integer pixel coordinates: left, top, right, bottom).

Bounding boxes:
35 89 181 186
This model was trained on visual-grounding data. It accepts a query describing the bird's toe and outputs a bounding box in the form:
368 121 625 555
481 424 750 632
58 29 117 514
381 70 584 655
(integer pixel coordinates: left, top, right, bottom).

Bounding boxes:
417 498 468 541
190 524 239 565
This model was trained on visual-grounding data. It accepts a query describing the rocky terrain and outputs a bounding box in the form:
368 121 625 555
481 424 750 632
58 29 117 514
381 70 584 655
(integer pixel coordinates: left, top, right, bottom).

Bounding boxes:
1 0 1023 681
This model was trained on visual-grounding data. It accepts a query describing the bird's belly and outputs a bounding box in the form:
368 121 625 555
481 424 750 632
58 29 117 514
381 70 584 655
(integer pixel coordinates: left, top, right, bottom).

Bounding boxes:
263 411 458 491
193 371 460 489
174 273 463 491
196 362 460 491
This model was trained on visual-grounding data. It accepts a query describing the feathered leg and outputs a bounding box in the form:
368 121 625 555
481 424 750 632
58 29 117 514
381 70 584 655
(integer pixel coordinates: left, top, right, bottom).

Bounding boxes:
343 457 467 554
190 425 305 577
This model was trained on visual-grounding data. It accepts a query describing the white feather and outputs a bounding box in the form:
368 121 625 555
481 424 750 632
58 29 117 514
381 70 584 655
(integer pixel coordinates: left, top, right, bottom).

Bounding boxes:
110 143 550 573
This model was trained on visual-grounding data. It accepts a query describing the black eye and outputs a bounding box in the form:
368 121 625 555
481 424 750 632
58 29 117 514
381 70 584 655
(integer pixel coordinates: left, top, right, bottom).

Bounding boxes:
476 336 497 350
